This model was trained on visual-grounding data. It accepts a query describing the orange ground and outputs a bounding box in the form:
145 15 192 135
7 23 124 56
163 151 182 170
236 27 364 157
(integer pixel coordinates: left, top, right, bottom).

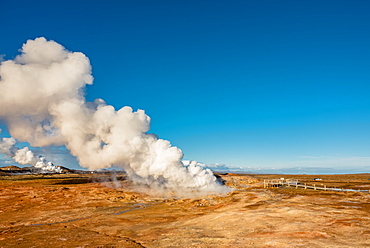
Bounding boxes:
1 173 370 247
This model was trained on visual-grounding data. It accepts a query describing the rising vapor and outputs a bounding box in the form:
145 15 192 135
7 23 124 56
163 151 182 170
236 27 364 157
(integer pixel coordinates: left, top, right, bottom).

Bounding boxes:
0 137 62 173
0 37 229 196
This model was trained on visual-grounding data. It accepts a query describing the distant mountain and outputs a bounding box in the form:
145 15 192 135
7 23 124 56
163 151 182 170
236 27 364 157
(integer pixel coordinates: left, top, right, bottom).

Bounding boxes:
0 165 75 174
57 166 75 173
0 165 23 171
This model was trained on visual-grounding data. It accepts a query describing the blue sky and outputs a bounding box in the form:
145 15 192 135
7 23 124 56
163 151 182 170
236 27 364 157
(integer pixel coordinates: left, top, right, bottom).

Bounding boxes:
1 0 370 172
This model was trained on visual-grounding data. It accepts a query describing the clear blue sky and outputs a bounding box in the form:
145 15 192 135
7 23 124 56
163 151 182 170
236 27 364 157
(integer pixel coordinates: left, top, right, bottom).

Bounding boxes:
1 0 370 172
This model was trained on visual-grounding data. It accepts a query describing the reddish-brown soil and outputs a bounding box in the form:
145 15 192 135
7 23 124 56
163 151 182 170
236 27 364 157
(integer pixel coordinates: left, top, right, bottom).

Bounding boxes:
1 173 370 247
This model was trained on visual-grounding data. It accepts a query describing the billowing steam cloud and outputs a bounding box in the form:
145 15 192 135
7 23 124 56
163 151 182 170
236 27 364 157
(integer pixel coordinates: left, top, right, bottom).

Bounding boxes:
0 37 229 196
0 137 62 173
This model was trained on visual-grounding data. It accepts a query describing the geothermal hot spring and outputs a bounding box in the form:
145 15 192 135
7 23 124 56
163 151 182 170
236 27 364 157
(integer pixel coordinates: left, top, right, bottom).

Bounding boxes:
0 37 230 197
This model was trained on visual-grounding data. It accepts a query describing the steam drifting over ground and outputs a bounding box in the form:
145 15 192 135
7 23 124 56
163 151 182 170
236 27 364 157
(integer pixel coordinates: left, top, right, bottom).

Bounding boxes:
0 37 229 196
0 136 62 173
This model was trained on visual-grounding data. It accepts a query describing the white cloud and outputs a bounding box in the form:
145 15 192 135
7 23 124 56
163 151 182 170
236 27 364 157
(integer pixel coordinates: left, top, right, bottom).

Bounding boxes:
183 156 370 175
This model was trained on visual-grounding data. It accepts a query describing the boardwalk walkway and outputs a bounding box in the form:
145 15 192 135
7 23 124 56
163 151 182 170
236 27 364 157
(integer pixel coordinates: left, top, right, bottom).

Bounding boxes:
263 179 370 193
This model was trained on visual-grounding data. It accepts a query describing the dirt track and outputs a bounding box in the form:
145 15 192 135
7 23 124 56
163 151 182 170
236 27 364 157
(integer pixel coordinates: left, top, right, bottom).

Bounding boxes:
1 173 370 247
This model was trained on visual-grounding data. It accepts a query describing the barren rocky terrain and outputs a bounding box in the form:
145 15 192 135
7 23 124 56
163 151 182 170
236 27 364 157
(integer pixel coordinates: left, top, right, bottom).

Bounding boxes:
0 172 370 247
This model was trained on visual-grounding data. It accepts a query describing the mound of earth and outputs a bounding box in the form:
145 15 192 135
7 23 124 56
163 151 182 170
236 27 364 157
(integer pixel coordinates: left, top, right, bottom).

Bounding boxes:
0 166 22 171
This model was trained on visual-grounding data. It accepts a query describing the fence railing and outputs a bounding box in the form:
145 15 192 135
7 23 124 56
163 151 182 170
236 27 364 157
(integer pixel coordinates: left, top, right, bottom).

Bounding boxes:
263 179 370 193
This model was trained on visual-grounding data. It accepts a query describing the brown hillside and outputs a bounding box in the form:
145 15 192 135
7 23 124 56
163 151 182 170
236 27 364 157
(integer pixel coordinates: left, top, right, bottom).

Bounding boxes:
0 165 22 171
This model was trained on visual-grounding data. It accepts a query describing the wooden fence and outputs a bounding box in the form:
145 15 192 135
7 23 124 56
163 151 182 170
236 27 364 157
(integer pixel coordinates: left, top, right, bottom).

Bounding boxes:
263 179 370 193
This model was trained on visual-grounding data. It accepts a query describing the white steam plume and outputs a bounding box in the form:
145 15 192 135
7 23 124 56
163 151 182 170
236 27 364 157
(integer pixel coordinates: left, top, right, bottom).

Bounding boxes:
0 137 62 173
0 37 229 196
34 156 63 173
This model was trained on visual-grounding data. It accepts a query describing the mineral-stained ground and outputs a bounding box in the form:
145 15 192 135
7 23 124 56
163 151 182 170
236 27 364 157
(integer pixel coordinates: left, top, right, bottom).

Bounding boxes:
0 172 370 247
